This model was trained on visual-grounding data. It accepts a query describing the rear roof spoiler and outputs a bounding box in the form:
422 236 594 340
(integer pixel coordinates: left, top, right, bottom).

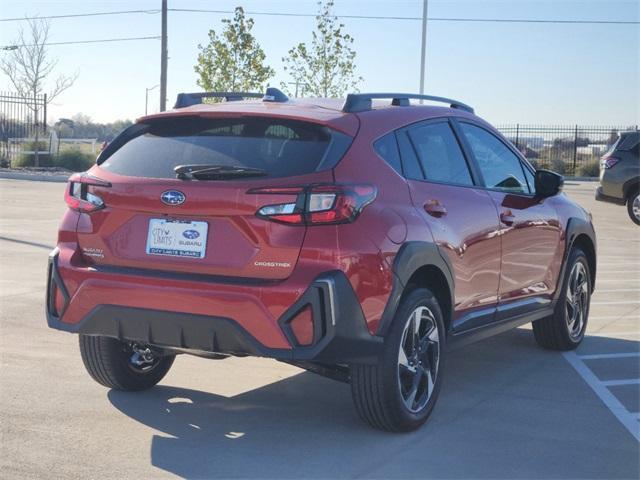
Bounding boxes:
174 87 289 109
342 93 474 114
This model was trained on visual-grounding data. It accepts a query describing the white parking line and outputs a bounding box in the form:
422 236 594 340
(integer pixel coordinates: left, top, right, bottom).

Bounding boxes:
597 271 640 275
563 351 640 442
602 379 640 387
596 279 640 284
591 300 640 306
595 289 640 293
579 353 640 360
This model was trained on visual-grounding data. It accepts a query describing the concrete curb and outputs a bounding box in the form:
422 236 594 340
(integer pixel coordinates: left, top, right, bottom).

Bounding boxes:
0 171 71 183
564 176 598 182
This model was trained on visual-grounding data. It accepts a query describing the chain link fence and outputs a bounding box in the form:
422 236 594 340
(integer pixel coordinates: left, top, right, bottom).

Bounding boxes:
496 124 639 176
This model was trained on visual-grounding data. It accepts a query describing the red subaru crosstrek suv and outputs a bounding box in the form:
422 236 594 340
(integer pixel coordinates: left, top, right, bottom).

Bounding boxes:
47 88 596 431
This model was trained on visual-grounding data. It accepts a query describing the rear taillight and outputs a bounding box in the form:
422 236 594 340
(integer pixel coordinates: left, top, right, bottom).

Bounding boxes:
601 156 620 169
65 173 111 213
250 184 377 226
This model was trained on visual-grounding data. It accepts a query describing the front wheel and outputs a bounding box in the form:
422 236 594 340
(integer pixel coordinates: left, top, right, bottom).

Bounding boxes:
627 187 640 225
533 248 591 350
79 335 175 391
351 288 445 432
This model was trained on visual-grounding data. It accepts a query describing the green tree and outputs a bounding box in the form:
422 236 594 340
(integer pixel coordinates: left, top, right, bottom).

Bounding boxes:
281 0 362 97
194 7 274 93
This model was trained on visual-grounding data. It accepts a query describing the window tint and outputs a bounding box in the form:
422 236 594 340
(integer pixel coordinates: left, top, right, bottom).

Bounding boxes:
460 123 530 194
407 122 473 186
99 117 352 179
618 132 640 151
373 133 402 175
397 131 424 180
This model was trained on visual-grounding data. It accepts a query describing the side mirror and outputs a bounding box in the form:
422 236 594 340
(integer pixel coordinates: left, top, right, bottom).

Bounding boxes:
535 169 564 198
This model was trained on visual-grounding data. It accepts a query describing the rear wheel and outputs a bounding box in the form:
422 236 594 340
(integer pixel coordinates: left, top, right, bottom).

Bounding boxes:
79 335 175 391
351 288 445 432
533 248 591 350
627 187 640 225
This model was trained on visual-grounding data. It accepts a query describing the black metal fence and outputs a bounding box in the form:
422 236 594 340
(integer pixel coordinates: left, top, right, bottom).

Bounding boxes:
496 124 639 176
0 92 48 166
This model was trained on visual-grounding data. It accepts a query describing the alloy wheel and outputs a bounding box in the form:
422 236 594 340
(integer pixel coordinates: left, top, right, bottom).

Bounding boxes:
398 306 440 413
566 262 589 339
632 193 640 222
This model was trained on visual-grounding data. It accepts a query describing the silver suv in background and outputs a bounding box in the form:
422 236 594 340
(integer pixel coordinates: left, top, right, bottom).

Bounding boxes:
596 130 640 225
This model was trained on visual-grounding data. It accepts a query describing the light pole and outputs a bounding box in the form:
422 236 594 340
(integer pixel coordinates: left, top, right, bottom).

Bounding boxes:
145 84 159 115
160 0 168 111
419 0 428 100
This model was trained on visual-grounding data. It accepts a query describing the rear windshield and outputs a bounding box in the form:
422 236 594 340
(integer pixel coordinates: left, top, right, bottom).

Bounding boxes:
99 117 352 179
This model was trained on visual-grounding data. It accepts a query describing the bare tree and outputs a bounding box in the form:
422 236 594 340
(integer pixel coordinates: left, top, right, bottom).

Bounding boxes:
0 18 77 166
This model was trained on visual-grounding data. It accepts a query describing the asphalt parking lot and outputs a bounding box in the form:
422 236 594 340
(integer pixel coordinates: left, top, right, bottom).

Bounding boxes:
1 178 638 479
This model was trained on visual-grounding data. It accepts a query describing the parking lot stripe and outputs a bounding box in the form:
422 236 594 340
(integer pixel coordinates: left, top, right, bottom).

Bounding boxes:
596 279 640 284
595 289 640 293
601 379 640 387
563 351 640 442
591 300 640 305
578 353 640 360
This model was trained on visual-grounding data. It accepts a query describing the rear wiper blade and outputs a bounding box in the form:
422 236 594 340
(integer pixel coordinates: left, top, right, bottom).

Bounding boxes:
174 164 267 180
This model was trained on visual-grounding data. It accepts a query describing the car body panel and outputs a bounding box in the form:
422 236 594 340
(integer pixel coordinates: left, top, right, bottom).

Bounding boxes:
598 131 639 201
47 97 597 364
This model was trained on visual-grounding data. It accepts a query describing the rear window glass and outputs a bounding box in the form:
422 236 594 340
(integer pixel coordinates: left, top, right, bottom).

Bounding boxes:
373 133 402 175
99 117 352 179
617 132 639 152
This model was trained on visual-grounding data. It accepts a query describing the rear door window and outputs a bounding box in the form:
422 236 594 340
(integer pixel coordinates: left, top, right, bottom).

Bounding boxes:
99 117 352 179
407 122 474 186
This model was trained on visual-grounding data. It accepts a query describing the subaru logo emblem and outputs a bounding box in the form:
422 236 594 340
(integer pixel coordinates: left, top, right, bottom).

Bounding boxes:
182 229 200 240
160 190 185 206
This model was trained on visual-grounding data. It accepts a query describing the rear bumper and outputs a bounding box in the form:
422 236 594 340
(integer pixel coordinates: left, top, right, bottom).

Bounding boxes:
46 248 382 364
595 186 626 205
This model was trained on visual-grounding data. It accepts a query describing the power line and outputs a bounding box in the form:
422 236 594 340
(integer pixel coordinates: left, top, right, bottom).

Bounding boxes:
0 8 637 25
0 9 160 22
168 8 640 25
0 36 161 50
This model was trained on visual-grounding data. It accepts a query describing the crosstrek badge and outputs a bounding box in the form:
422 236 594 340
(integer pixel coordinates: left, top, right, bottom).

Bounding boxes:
254 261 292 268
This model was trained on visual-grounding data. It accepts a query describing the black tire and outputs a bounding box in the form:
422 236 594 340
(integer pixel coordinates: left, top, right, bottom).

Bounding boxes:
626 187 640 226
351 288 445 432
79 335 175 391
533 248 591 350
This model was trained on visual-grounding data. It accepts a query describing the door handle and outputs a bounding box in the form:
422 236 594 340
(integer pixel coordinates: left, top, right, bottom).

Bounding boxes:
500 210 515 226
424 200 447 218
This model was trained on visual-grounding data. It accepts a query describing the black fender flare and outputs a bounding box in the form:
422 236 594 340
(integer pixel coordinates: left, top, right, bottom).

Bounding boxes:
623 177 640 200
376 241 455 337
554 217 597 303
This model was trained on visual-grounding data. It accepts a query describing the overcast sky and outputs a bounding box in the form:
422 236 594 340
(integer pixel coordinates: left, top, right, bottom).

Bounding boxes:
0 0 638 126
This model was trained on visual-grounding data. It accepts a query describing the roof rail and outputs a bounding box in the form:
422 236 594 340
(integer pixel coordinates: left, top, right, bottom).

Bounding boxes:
342 93 474 114
173 87 289 109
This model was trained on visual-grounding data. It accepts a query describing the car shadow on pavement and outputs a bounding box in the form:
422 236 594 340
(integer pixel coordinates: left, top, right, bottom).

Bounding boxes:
108 328 639 479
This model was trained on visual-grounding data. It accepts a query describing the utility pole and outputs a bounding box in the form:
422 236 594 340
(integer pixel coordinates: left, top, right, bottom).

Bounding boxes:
419 0 428 99
160 0 168 111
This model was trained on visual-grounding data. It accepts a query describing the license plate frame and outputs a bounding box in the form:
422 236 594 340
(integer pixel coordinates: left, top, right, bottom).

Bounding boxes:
145 218 208 259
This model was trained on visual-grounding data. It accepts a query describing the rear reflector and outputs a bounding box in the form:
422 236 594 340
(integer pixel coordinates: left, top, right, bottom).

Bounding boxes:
289 306 314 346
250 184 376 226
54 287 66 316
